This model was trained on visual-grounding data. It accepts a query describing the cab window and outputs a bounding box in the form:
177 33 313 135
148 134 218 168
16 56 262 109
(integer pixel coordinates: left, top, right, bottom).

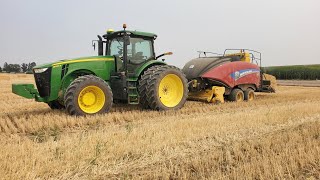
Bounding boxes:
108 37 124 57
108 37 125 71
129 38 153 61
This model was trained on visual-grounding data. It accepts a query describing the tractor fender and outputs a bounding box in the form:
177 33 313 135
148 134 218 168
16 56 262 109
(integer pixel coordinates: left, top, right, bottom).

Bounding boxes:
135 60 167 79
60 69 97 100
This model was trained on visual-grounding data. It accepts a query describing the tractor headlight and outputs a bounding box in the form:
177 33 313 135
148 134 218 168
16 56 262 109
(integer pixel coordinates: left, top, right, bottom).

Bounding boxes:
34 68 48 73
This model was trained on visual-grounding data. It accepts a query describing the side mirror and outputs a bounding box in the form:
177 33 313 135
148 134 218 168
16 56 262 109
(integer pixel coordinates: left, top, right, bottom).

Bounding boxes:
92 41 96 50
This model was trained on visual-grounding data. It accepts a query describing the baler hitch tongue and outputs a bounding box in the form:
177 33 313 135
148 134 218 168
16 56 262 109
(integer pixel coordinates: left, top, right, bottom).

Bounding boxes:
12 84 39 99
188 86 226 104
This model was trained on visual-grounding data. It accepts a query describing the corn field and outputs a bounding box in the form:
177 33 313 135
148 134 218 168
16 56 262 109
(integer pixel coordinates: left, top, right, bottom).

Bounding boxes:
0 74 319 179
263 64 320 80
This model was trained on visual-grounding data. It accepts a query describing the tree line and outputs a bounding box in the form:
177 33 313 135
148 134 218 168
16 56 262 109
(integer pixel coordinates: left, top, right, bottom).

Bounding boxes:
0 62 37 73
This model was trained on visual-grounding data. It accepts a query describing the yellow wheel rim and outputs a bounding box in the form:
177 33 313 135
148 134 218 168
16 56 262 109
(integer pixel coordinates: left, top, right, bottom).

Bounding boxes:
248 91 254 101
236 92 244 102
158 74 184 107
78 86 105 114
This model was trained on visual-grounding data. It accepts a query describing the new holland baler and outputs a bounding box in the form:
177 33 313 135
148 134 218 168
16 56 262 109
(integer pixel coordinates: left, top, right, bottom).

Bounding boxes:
182 49 276 104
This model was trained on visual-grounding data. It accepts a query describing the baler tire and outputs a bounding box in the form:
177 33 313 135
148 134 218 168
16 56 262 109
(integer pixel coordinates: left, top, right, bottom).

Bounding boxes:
143 65 188 111
244 88 255 101
228 88 244 102
64 75 113 116
47 100 64 110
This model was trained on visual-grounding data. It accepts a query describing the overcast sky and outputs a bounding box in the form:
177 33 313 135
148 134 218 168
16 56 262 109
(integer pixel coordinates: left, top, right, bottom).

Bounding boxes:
0 0 319 68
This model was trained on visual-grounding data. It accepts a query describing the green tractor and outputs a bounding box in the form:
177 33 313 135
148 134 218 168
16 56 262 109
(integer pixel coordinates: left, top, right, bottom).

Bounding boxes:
12 24 188 115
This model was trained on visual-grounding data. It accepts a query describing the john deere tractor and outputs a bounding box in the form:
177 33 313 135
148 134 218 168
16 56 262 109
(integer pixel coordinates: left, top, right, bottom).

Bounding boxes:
12 24 188 115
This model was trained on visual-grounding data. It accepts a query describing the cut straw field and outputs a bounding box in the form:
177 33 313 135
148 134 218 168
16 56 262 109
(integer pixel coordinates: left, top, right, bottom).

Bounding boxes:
0 73 319 179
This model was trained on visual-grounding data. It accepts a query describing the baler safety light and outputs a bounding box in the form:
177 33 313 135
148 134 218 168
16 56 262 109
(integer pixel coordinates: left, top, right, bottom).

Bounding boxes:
34 68 48 73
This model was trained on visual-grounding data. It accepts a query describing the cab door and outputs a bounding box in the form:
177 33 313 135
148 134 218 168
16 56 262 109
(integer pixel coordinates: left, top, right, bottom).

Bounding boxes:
107 37 127 100
127 37 154 74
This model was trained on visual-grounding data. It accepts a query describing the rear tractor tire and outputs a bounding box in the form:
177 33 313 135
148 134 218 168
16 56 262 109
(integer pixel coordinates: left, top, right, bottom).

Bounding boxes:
228 88 244 102
138 66 157 109
244 88 255 101
64 75 113 116
139 65 188 110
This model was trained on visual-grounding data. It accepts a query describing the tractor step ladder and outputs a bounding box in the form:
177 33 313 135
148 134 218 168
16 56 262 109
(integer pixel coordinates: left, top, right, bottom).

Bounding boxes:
127 79 139 105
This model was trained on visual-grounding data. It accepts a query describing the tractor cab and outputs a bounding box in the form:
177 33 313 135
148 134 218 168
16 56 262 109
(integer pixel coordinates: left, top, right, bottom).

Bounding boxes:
93 24 158 76
106 34 155 73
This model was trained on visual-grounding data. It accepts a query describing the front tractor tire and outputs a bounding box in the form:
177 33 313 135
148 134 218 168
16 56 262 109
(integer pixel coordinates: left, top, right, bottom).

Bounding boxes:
139 65 188 111
64 75 113 116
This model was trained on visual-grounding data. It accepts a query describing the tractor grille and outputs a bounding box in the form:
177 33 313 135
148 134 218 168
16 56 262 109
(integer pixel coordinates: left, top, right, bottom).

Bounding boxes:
34 67 52 97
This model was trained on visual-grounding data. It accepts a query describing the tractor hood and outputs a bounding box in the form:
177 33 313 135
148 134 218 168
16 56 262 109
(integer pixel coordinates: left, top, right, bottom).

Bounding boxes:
33 56 114 69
